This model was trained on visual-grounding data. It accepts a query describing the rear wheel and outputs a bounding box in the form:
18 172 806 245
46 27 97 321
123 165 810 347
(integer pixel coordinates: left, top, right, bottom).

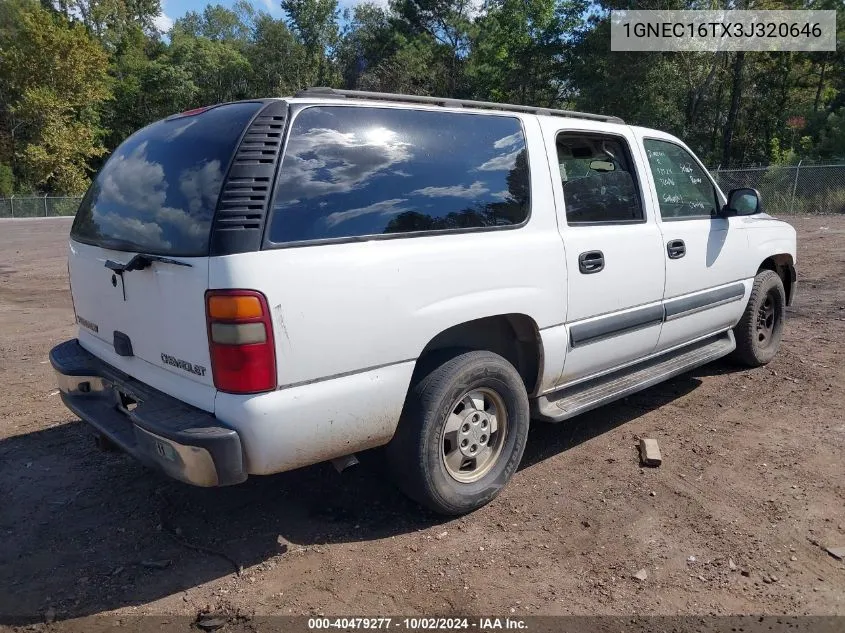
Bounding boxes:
732 270 786 367
386 351 529 515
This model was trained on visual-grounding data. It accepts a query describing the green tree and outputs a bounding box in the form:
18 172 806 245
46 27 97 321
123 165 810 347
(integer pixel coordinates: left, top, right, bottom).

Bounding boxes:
814 110 845 160
0 1 111 193
567 16 688 129
173 2 253 41
358 33 450 95
337 3 396 89
167 32 252 105
391 0 473 95
0 0 843 194
57 0 162 45
0 163 13 196
468 0 585 105
248 13 310 95
104 31 198 148
281 0 340 86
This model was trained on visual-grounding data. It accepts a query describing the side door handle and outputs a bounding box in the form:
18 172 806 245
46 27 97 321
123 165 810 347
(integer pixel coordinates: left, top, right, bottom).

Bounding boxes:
667 239 686 259
578 250 604 274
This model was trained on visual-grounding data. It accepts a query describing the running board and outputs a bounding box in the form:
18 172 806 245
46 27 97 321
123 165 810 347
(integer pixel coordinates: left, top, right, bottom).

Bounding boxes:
532 332 736 423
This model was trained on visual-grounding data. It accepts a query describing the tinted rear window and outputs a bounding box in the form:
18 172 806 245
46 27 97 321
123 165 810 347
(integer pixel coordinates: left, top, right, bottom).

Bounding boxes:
72 102 263 256
267 106 530 244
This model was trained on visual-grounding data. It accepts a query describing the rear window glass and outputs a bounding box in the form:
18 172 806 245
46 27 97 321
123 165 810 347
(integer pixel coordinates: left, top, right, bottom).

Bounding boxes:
71 102 263 256
267 106 530 244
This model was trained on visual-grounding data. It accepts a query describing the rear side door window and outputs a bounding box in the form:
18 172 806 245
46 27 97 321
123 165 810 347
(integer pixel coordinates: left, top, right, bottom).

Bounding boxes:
556 133 644 224
643 139 720 220
266 106 530 244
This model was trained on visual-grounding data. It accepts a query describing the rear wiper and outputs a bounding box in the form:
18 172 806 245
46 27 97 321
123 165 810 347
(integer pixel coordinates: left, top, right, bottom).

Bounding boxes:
104 254 191 301
105 253 192 274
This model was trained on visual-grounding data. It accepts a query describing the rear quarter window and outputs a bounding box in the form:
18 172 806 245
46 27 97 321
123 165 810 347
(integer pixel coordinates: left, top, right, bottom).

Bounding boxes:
266 106 530 244
71 102 264 256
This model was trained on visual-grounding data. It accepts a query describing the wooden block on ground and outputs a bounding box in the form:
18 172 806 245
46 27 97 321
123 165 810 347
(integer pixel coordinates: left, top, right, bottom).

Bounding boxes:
639 437 662 467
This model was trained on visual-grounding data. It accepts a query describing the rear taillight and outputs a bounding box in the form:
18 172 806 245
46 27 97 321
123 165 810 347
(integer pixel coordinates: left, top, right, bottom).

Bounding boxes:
206 290 276 394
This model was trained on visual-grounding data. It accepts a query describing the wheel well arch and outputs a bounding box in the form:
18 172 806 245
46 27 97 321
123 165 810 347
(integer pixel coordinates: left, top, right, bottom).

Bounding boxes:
414 314 543 395
758 254 795 305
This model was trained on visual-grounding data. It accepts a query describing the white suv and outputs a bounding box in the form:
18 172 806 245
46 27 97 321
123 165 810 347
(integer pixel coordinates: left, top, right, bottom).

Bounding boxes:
51 88 797 515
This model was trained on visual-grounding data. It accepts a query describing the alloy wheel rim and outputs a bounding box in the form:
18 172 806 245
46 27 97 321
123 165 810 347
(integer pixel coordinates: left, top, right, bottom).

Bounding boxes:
441 387 508 483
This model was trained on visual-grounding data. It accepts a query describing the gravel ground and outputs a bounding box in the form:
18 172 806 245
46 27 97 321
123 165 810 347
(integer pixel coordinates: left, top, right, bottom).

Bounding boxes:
0 216 843 629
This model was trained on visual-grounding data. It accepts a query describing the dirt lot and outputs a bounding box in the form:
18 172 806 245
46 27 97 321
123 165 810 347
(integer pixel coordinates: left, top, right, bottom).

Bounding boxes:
0 216 844 626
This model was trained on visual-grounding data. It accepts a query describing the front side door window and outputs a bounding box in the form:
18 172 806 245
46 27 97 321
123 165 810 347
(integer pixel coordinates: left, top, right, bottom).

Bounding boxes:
643 139 719 220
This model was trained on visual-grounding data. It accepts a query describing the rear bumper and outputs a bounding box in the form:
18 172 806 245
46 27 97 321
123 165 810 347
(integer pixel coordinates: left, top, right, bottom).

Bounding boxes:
50 339 246 487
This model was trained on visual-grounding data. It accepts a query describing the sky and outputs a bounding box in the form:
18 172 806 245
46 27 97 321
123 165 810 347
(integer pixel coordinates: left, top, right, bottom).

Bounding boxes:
153 0 385 32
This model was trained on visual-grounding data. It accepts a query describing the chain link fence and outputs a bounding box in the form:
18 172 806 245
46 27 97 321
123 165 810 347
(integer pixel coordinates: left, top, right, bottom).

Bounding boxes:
1 163 843 219
0 196 83 218
711 163 845 215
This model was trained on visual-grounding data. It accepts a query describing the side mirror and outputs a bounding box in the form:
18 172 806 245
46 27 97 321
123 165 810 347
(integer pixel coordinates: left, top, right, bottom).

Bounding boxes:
721 188 762 217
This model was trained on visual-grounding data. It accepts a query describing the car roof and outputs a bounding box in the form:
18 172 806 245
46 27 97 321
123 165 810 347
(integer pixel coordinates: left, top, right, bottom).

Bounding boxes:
278 87 625 125
263 91 685 145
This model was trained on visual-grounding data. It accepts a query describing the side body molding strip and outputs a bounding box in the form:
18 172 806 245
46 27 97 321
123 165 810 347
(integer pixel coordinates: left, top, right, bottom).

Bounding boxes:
570 304 664 348
663 282 746 321
569 282 747 347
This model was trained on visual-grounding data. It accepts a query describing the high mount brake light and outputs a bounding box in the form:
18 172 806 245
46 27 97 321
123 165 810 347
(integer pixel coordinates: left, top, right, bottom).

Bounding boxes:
167 106 212 120
205 290 276 394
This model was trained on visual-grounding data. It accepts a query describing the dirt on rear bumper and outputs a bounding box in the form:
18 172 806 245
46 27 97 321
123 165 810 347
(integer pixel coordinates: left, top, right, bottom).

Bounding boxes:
49 339 246 487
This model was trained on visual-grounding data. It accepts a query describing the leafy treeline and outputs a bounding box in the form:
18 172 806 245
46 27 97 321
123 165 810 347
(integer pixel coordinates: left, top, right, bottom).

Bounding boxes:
0 0 843 195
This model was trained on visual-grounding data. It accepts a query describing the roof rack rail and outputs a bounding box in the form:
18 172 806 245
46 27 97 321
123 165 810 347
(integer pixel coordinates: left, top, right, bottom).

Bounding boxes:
293 87 625 124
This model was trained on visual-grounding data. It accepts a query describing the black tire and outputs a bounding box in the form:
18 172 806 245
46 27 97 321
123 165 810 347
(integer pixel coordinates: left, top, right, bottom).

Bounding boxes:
386 350 530 515
732 270 786 367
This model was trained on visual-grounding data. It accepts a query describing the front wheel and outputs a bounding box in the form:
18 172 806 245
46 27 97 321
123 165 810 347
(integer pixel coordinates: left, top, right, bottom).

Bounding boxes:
732 270 786 367
386 351 530 515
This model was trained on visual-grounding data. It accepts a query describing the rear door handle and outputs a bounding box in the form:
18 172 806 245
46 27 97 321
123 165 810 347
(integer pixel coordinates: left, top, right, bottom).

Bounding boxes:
667 239 686 259
578 250 604 274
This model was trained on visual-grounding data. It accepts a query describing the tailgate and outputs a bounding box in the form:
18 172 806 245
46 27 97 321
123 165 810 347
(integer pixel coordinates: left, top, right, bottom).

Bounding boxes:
65 101 269 411
69 240 215 410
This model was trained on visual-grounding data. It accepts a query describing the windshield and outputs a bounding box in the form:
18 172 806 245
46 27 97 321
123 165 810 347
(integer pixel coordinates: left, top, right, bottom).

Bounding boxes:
71 101 263 256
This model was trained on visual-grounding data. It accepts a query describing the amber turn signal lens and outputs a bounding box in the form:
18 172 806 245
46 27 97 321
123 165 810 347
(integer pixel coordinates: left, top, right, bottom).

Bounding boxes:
207 295 263 320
